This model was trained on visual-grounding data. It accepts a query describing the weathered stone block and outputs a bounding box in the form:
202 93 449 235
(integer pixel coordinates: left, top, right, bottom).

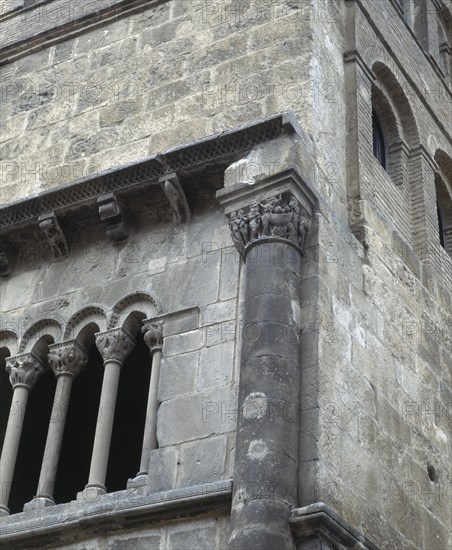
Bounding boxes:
168 521 217 550
158 351 198 401
176 436 227 487
157 387 237 446
197 341 234 390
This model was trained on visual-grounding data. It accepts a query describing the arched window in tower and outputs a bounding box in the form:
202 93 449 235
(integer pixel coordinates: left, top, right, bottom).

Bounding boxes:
434 151 452 256
372 109 387 169
435 170 452 256
436 10 451 82
437 201 446 249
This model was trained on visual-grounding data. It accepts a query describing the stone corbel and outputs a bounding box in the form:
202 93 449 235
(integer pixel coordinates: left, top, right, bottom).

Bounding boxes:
0 239 14 277
0 252 9 277
38 212 68 261
159 173 191 225
97 193 128 242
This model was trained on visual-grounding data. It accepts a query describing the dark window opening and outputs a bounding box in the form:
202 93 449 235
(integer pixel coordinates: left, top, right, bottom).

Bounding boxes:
53 344 104 505
9 369 56 514
373 109 387 170
437 201 446 249
106 335 151 492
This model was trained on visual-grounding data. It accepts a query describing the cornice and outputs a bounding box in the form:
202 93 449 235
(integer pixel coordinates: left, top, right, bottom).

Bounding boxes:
290 502 379 549
0 113 295 235
0 0 163 65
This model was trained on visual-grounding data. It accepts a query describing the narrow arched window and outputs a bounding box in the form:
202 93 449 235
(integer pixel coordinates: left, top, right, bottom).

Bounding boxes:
372 109 386 170
437 201 446 249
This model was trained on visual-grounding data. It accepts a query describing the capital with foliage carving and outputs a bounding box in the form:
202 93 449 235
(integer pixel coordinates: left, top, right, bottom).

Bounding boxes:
227 193 311 255
142 321 163 355
5 353 45 390
95 328 135 364
48 340 89 379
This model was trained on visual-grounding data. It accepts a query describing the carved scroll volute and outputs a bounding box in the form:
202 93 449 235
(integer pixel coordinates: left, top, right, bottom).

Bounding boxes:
227 193 311 255
142 322 163 355
48 341 89 379
95 328 135 364
5 353 45 390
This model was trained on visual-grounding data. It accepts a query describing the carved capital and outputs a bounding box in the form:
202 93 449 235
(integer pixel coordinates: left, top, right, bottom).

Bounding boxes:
38 212 68 261
227 193 311 255
5 353 45 390
142 322 163 354
95 328 135 364
48 340 88 379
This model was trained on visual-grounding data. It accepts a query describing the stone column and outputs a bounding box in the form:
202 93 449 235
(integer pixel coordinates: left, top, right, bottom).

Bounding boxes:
84 328 135 497
217 167 316 550
0 353 45 516
137 321 163 478
26 341 88 508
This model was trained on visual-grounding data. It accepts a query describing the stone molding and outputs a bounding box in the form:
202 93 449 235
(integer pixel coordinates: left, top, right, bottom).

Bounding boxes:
142 322 163 355
0 115 294 234
0 0 160 65
95 327 135 364
5 352 45 390
290 502 379 549
47 340 89 379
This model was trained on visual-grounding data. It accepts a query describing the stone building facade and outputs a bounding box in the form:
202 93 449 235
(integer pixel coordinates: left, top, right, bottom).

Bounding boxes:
0 0 451 548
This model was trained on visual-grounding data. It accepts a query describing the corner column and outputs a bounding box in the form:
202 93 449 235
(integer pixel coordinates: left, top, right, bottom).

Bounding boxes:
27 341 88 508
84 328 135 497
217 168 316 549
0 353 45 516
136 321 163 478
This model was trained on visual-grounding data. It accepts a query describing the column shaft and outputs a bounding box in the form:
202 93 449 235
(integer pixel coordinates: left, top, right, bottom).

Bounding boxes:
139 349 162 475
0 386 29 515
229 241 302 550
36 374 73 500
86 359 122 492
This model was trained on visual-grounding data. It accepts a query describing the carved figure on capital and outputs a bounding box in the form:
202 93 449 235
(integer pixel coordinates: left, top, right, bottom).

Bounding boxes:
48 341 88 379
227 193 311 253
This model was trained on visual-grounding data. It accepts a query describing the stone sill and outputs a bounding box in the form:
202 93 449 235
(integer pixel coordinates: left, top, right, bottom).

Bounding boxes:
0 480 233 549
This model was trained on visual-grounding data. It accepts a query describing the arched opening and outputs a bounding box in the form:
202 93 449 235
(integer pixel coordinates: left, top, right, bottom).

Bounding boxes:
437 200 446 249
9 337 56 514
0 347 13 456
434 151 452 256
53 324 104 504
106 329 152 492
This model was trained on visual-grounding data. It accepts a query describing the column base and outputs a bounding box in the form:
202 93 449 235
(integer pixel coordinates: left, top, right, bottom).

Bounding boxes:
0 505 10 517
78 483 106 503
127 473 148 489
23 497 55 510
